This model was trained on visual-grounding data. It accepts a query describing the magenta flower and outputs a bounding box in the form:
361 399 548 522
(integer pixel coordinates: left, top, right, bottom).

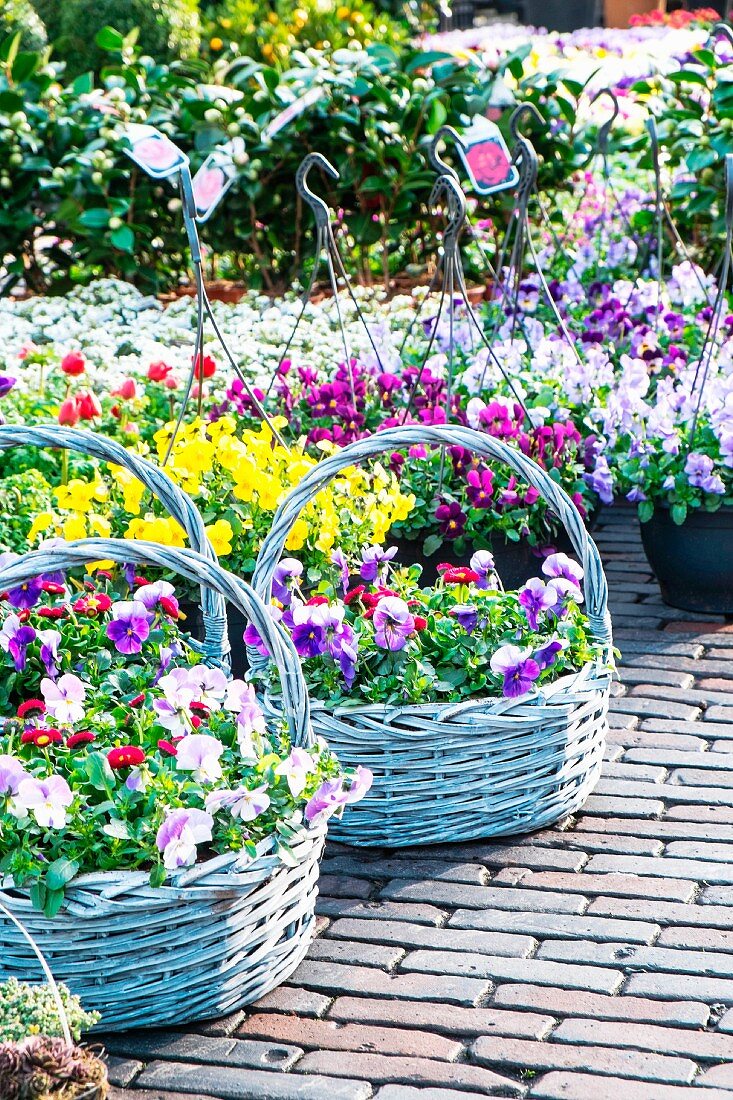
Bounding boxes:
435 501 466 539
156 807 214 870
490 644 540 698
518 578 555 630
346 765 373 805
466 468 494 508
106 600 150 654
372 596 415 652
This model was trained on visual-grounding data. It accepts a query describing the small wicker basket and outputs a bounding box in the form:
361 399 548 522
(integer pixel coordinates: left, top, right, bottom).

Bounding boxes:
251 423 613 847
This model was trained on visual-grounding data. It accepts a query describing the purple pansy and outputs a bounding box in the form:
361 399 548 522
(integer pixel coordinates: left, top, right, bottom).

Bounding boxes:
534 638 564 670
156 807 214 870
470 550 496 590
0 615 36 672
106 600 151 654
518 578 555 630
449 604 479 634
490 644 541 698
38 628 61 679
372 596 415 652
272 558 303 606
7 576 43 611
359 545 397 583
330 548 350 593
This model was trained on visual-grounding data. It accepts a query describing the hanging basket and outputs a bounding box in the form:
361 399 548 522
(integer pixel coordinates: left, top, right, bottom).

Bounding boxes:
0 538 321 1031
251 423 613 847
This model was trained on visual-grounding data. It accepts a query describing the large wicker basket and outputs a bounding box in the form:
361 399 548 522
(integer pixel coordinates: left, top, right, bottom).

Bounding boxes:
0 427 323 1030
251 423 613 847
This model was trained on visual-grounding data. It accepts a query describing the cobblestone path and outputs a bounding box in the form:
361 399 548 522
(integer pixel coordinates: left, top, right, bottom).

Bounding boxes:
106 508 733 1099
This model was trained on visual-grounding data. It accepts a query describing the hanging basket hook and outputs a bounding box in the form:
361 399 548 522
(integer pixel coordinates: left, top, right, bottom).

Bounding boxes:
429 125 464 181
590 88 620 158
296 152 339 229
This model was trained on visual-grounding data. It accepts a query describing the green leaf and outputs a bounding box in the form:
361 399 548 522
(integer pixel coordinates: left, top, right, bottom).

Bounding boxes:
11 52 38 83
422 533 443 557
29 881 46 911
405 51 454 73
671 503 688 526
0 90 23 113
96 26 124 51
86 751 115 793
149 864 166 888
79 208 112 229
46 858 80 892
44 888 65 919
638 500 654 524
110 225 134 252
276 842 300 867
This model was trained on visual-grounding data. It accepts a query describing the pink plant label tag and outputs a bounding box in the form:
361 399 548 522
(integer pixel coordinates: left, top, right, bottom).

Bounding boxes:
457 117 518 196
123 124 189 180
263 87 324 140
192 139 245 222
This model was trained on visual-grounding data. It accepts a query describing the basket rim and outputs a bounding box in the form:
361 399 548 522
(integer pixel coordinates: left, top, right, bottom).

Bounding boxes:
0 820 327 906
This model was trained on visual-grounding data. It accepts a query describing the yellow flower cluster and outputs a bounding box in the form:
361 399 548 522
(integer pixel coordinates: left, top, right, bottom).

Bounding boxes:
25 418 415 572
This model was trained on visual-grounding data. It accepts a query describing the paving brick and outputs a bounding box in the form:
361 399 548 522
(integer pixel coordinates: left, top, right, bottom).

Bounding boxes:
701 885 733 905
291 960 491 1006
601 763 669 782
379 880 587 914
606 730 706 752
588 896 733 929
631 684 733 708
316 899 448 926
584 852 733 884
624 749 727 769
624 655 733 677
106 1057 143 1088
537 939 733 978
306 939 403 969
252 988 332 1018
664 804 733 823
326 918 536 958
716 1008 733 1032
665 841 733 863
400 950 623 994
575 814 733 842
625 971 733 1004
468 845 588 872
108 1091 222 1100
490 984 709 1027
375 1089 490 1100
610 697 702 721
706 706 733 722
135 1062 372 1099
294 1052 522 1095
102 1033 303 1072
656 926 733 951
529 1072 733 1099
197 1013 247 1038
640 719 733 740
471 1035 695 1085
594 777 733 807
619 668 695 688
237 1014 463 1060
672 767 733 788
552 1016 733 1060
448 908 659 945
488 869 696 903
527 831 664 856
579 795 665 818
695 1064 733 1089
327 996 554 1039
320 857 488 884
319 875 374 899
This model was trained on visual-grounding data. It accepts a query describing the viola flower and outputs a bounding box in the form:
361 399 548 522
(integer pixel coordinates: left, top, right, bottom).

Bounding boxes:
275 747 315 797
41 673 86 724
291 607 326 659
108 746 146 770
449 604 479 634
0 375 16 398
206 783 271 823
304 777 349 826
7 576 43 610
21 728 63 747
0 754 28 796
60 351 85 375
359 545 397 583
346 765 373 805
106 600 150 654
66 731 96 750
466 468 494 508
154 668 198 736
435 501 467 540
542 553 584 589
518 578 555 630
156 807 214 870
685 452 726 495
372 597 415 652
330 548 350 593
16 699 45 720
175 733 224 784
133 580 176 617
535 639 565 671
272 558 303 606
37 629 61 679
440 567 480 585
0 617 35 672
490 644 541 698
470 550 496 590
189 666 228 710
16 774 73 829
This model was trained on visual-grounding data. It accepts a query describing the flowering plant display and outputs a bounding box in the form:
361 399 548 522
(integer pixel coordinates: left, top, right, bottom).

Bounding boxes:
249 545 605 707
0 566 370 916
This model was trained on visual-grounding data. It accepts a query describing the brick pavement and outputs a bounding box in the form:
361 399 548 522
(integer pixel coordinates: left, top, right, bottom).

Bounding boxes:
106 508 733 1099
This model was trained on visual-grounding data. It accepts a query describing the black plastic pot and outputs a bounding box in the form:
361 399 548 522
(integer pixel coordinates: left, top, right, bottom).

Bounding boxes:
522 0 601 30
179 603 249 678
392 534 544 589
640 505 733 615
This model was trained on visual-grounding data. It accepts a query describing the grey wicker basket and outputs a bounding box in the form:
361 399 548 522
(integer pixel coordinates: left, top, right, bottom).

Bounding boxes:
251 423 613 847
0 538 321 1031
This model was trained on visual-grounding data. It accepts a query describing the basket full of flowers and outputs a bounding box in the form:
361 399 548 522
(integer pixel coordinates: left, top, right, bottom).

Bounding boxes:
250 423 613 847
0 429 369 1030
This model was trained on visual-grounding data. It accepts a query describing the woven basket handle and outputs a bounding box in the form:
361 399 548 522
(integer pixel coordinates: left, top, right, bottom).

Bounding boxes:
0 425 228 664
252 423 611 650
0 539 312 747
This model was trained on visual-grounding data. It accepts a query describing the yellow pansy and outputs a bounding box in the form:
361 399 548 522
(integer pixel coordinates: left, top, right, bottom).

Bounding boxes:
285 517 309 551
62 515 87 541
206 519 234 556
28 512 55 543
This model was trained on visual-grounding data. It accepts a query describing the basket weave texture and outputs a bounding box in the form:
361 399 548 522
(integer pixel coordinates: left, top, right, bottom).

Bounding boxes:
251 423 613 847
0 428 321 1029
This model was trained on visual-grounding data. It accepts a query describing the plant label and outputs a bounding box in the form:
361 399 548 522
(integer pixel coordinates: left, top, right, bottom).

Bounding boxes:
457 117 518 196
122 124 189 180
263 87 324 140
192 139 245 222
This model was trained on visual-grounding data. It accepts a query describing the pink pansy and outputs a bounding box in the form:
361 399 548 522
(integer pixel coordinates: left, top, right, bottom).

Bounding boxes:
274 747 315 797
153 668 198 735
0 754 28 796
156 807 214 870
224 679 257 712
17 774 73 829
304 778 350 826
175 734 224 784
206 783 271 822
41 673 86 724
189 665 228 709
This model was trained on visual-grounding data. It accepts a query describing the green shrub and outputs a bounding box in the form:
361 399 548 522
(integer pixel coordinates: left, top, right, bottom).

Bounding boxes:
31 0 201 74
0 0 46 50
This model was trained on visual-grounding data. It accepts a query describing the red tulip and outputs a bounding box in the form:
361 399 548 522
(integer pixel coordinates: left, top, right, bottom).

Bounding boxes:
76 391 102 420
147 361 172 381
61 351 85 376
113 378 137 400
194 353 217 380
58 397 80 426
